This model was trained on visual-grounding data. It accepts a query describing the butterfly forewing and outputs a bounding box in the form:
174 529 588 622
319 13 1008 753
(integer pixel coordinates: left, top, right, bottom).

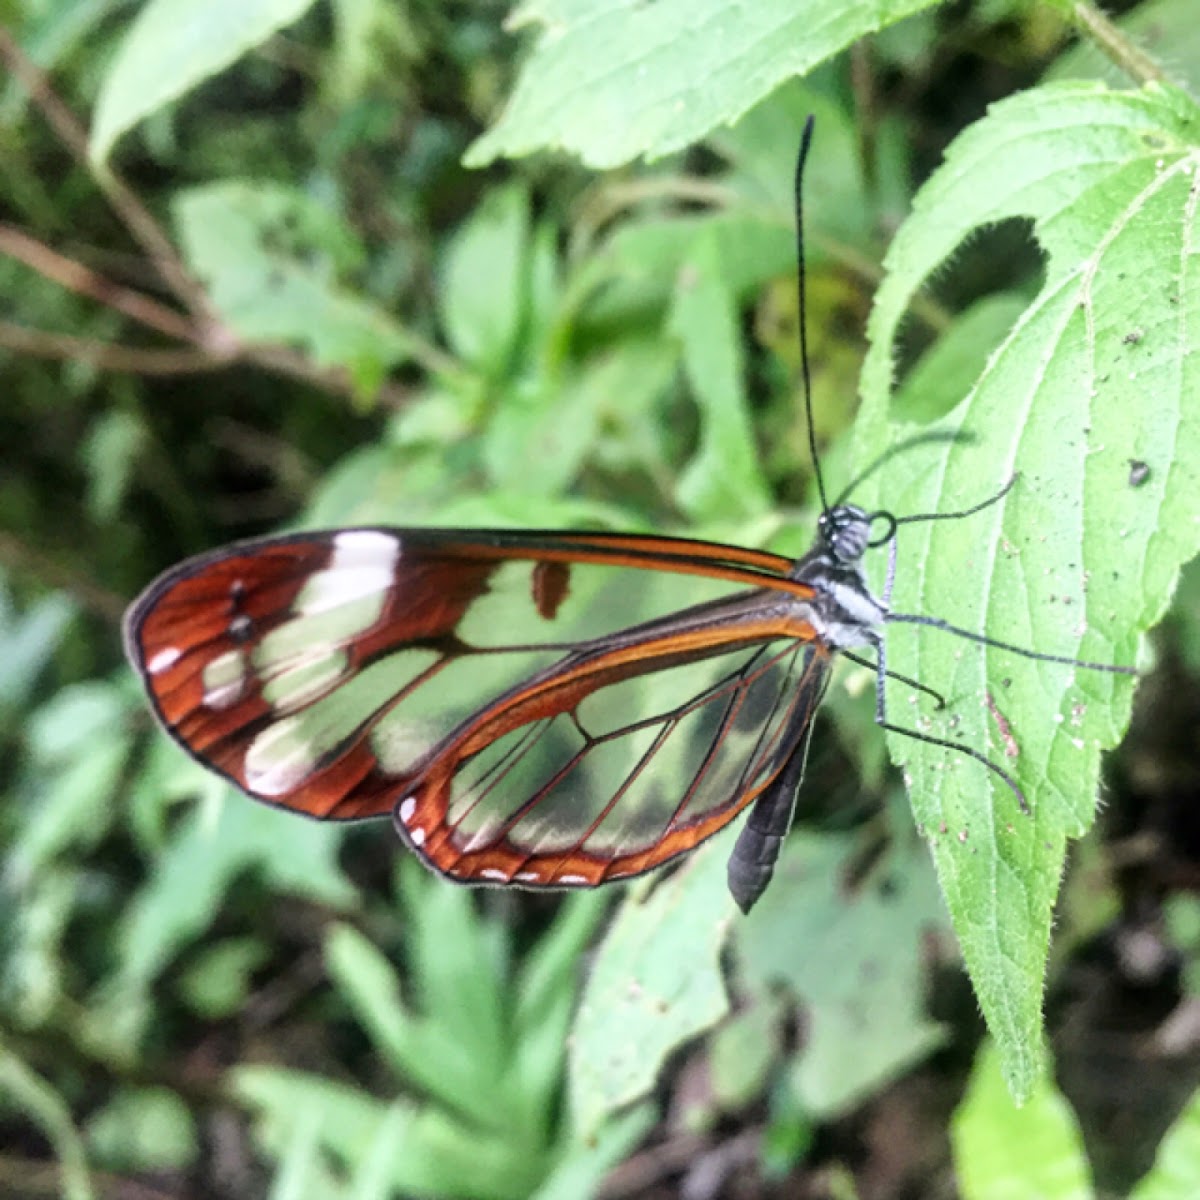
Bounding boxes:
125 526 827 887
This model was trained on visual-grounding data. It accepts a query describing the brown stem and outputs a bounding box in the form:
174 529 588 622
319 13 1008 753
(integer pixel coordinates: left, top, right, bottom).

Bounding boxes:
0 531 127 624
0 27 221 325
0 27 432 410
0 320 226 375
1069 1 1167 85
0 225 201 344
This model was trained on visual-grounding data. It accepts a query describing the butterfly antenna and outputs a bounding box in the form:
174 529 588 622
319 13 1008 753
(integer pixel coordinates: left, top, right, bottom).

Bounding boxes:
795 115 831 517
832 430 974 508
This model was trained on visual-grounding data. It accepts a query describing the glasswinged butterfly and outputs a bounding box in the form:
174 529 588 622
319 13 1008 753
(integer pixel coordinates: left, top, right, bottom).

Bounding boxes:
123 119 1136 914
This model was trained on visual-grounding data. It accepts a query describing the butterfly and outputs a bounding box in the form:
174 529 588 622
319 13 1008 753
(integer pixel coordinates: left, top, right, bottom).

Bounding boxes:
122 120 1136 914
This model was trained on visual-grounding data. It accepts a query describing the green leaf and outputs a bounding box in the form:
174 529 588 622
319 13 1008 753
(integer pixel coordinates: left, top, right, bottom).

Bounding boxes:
113 788 353 994
671 230 772 520
399 865 509 1083
91 0 321 162
713 82 874 247
346 1103 408 1200
0 0 117 125
1 867 77 1027
323 883 599 1190
855 82 1200 1099
569 826 736 1136
177 937 270 1018
439 183 533 373
734 821 948 1118
12 683 133 876
481 376 599 496
708 997 782 1111
466 0 939 168
234 1068 548 1200
173 182 412 393
952 1042 1092 1200
86 1086 197 1172
532 1104 656 1200
891 294 1032 425
83 409 144 523
267 1102 330 1200
27 681 127 763
325 918 509 1133
1131 1083 1200 1199
8 736 130 877
0 587 76 711
508 892 608 1134
547 340 679 489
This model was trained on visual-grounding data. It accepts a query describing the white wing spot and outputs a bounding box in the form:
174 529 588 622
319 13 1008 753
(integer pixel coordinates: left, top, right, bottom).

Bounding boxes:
245 717 317 796
457 817 507 854
515 870 542 883
478 868 509 882
147 647 182 674
397 797 417 824
204 680 245 710
298 531 401 616
202 648 247 710
408 825 426 848
333 529 402 561
557 874 590 885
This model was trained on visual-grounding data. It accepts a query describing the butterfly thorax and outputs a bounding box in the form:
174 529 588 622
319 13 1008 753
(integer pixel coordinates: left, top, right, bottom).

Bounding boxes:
788 504 885 651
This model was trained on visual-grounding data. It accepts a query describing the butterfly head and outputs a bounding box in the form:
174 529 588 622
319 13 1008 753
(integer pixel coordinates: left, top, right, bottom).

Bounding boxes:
818 504 900 565
818 504 871 563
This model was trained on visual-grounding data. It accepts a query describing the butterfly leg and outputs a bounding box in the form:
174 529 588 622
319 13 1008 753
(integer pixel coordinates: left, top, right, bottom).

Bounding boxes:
868 632 1031 814
883 527 898 609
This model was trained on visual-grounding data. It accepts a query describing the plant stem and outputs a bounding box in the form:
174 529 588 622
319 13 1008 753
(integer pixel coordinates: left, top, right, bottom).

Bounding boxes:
1067 1 1167 86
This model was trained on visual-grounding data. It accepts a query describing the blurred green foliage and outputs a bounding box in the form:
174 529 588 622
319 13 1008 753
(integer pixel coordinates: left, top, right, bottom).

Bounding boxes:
3 0 1200 1197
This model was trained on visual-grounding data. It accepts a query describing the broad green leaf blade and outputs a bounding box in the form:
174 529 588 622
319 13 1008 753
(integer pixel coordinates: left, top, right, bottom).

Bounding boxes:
91 0 319 162
952 1042 1092 1200
568 826 736 1137
1131 1082 1200 1199
0 585 74 710
855 82 1200 1100
439 184 532 373
347 1104 407 1200
467 0 940 168
114 785 353 993
734 821 949 1118
13 683 132 875
173 183 413 393
891 294 1032 425
672 229 772 521
177 937 270 1018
